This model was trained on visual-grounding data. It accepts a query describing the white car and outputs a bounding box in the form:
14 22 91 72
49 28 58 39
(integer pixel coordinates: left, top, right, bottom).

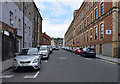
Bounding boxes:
13 48 42 71
39 45 50 60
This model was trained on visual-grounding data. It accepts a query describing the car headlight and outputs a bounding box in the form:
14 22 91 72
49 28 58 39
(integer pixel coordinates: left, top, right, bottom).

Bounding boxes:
13 59 17 63
32 58 39 63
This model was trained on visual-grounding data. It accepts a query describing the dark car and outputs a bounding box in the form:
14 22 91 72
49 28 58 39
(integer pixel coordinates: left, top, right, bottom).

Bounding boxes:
81 48 96 58
75 47 83 55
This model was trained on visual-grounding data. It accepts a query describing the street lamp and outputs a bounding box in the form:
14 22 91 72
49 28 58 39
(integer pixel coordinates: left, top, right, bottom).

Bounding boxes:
116 1 119 57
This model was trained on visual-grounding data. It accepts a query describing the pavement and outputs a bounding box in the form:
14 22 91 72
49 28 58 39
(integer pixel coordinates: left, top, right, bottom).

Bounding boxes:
96 55 120 64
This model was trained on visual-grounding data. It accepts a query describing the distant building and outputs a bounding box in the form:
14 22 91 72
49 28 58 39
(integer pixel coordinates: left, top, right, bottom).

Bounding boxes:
54 38 63 48
51 38 56 46
42 32 51 45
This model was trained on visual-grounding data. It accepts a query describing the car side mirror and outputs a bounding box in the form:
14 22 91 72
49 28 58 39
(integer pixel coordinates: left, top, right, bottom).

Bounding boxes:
15 53 18 56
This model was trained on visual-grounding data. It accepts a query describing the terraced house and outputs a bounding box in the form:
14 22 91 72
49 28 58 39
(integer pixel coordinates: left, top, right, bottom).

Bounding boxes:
64 0 120 57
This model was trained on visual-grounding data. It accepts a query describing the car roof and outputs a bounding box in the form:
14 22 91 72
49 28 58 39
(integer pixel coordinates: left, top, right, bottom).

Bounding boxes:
22 48 37 49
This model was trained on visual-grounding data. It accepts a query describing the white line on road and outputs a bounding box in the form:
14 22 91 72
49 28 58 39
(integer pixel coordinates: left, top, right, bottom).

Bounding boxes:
24 71 40 79
85 58 92 60
41 60 48 63
34 71 40 78
59 57 67 60
0 75 13 78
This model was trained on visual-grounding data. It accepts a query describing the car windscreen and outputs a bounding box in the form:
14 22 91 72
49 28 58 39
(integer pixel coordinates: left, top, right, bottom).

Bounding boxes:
88 48 95 51
18 49 38 55
40 46 47 50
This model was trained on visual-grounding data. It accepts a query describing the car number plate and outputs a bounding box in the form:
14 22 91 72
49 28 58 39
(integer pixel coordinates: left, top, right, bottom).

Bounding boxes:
90 52 93 53
22 63 28 66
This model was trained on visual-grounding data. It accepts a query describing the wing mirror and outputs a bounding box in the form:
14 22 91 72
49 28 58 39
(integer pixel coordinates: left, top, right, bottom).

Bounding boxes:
15 53 18 56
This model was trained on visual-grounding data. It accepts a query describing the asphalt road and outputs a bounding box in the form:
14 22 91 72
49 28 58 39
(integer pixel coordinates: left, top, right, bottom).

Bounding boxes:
1 49 119 82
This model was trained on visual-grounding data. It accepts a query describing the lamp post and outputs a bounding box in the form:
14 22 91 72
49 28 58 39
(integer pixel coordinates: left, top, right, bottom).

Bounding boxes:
116 1 119 57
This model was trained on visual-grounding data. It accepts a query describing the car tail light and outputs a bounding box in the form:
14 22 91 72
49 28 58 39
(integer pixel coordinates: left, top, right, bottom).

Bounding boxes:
95 50 96 52
86 50 89 52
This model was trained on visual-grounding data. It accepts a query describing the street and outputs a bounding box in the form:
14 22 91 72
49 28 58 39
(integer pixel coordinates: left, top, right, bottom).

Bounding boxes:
2 49 118 82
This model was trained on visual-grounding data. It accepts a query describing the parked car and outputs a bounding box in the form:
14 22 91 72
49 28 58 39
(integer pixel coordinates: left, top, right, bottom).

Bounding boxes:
52 45 56 50
81 48 96 58
75 47 83 55
39 45 50 60
72 47 77 53
48 45 53 53
13 48 41 71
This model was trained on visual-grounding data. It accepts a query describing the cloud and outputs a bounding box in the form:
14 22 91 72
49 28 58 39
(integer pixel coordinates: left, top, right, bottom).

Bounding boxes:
34 0 84 38
42 17 72 38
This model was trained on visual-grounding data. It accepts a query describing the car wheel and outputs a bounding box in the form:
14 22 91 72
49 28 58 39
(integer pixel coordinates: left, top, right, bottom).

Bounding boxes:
84 54 86 58
46 57 49 60
14 68 18 72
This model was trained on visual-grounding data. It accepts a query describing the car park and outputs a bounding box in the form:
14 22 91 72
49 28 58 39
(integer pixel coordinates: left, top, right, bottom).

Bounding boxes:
39 45 50 60
81 48 96 58
13 48 41 71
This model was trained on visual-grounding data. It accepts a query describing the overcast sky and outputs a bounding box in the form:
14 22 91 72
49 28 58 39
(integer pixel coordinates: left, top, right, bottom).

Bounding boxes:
34 0 84 38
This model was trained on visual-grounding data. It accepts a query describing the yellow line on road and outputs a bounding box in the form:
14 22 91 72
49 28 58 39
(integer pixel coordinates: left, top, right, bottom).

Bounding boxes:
100 59 117 64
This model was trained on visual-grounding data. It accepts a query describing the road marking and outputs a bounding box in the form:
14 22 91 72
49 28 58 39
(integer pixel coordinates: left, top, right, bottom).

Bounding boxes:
85 58 92 60
24 71 40 79
59 57 67 60
0 75 13 78
101 60 117 64
41 60 48 63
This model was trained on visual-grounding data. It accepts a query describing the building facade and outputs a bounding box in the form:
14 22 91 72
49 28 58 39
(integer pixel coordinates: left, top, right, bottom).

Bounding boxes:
42 32 51 45
64 0 120 57
1 0 43 61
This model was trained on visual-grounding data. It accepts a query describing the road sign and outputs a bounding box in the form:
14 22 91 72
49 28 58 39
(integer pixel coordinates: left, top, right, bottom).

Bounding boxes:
106 30 111 34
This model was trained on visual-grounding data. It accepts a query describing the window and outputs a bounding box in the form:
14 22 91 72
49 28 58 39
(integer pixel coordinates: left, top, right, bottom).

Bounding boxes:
84 20 86 27
82 12 84 18
95 0 98 3
87 4 89 12
95 8 98 20
91 13 93 23
91 0 93 8
84 8 86 14
100 44 102 54
84 33 85 42
87 17 89 26
100 23 104 39
90 29 92 41
10 11 13 25
100 2 104 16
80 25 81 31
18 19 21 30
95 27 97 40
82 22 84 29
87 31 89 42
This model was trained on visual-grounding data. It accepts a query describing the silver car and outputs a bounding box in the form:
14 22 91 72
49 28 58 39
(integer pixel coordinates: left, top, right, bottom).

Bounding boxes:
13 48 41 71
39 45 50 60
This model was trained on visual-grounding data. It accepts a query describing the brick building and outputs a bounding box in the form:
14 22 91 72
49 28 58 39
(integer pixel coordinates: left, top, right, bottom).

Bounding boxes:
64 0 120 57
42 32 51 45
